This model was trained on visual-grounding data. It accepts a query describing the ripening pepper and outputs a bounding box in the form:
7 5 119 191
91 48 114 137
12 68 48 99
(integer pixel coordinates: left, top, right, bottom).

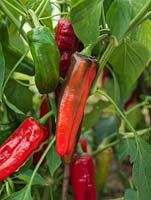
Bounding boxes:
0 117 46 180
56 53 97 157
70 153 97 200
27 27 60 93
95 149 112 190
55 17 79 78
33 97 50 165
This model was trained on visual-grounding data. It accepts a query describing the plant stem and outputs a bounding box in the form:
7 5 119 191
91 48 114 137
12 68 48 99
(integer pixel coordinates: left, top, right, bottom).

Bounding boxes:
48 93 57 121
91 36 118 93
39 12 68 20
81 34 109 56
28 9 41 27
23 137 56 200
38 0 50 18
101 3 106 29
3 0 27 17
39 110 53 124
92 128 151 156
96 89 138 137
50 186 53 200
11 0 28 14
125 101 149 115
0 1 27 40
35 0 47 15
126 0 151 34
92 140 119 156
61 163 70 200
2 49 29 95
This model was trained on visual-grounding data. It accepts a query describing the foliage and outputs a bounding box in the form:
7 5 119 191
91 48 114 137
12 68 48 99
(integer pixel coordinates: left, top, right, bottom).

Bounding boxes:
0 0 151 199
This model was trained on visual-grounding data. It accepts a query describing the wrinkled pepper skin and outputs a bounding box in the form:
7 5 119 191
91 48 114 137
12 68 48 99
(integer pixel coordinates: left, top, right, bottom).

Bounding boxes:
27 27 60 93
56 53 97 156
70 153 97 200
0 117 46 180
55 17 79 78
33 97 50 165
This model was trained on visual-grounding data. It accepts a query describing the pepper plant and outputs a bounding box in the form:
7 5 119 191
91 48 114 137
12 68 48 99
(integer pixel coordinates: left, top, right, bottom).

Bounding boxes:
0 0 151 200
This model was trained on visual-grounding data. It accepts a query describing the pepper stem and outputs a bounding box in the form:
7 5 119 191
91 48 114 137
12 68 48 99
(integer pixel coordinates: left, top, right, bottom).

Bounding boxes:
28 9 41 28
61 163 70 200
80 34 109 56
39 110 53 125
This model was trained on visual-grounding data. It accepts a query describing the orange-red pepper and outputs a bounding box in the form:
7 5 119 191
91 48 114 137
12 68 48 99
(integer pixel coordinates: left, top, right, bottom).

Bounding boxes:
56 53 97 157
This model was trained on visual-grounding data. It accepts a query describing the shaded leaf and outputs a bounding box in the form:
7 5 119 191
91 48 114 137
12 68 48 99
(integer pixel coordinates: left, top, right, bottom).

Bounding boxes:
46 145 61 176
109 39 150 96
125 189 138 200
132 20 151 60
106 0 133 41
93 116 117 144
82 98 109 133
118 137 151 200
5 79 33 113
17 169 46 186
71 0 102 46
6 186 32 200
0 43 5 100
4 95 25 115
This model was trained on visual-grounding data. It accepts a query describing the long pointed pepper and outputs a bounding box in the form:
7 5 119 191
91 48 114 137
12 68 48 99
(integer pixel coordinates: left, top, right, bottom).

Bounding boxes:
56 53 98 157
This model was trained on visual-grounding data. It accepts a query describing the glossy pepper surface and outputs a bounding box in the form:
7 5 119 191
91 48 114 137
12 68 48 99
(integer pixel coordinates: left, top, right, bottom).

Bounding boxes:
55 17 79 78
56 53 97 156
27 27 60 93
0 117 46 180
70 153 97 200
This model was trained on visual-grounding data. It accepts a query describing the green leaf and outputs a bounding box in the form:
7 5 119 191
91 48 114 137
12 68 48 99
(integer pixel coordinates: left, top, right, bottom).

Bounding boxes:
8 24 26 54
131 0 148 17
106 0 133 41
109 39 150 96
93 116 117 144
132 20 151 59
124 189 138 200
118 139 137 161
103 0 114 14
4 95 25 115
6 186 32 200
5 79 33 113
46 145 61 176
71 0 103 46
17 170 46 186
82 97 109 133
132 138 151 200
118 138 151 200
0 43 5 100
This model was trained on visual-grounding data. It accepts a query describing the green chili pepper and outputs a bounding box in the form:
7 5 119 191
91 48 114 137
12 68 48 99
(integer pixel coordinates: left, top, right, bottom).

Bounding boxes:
27 27 60 94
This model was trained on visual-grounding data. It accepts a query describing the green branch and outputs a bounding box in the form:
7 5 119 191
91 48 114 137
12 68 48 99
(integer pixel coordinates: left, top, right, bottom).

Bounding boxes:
91 36 118 93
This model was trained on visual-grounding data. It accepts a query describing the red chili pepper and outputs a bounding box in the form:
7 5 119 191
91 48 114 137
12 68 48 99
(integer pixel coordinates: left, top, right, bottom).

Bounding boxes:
33 97 50 166
70 153 97 200
0 117 46 180
56 53 97 157
79 137 87 153
39 96 50 134
55 17 79 79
